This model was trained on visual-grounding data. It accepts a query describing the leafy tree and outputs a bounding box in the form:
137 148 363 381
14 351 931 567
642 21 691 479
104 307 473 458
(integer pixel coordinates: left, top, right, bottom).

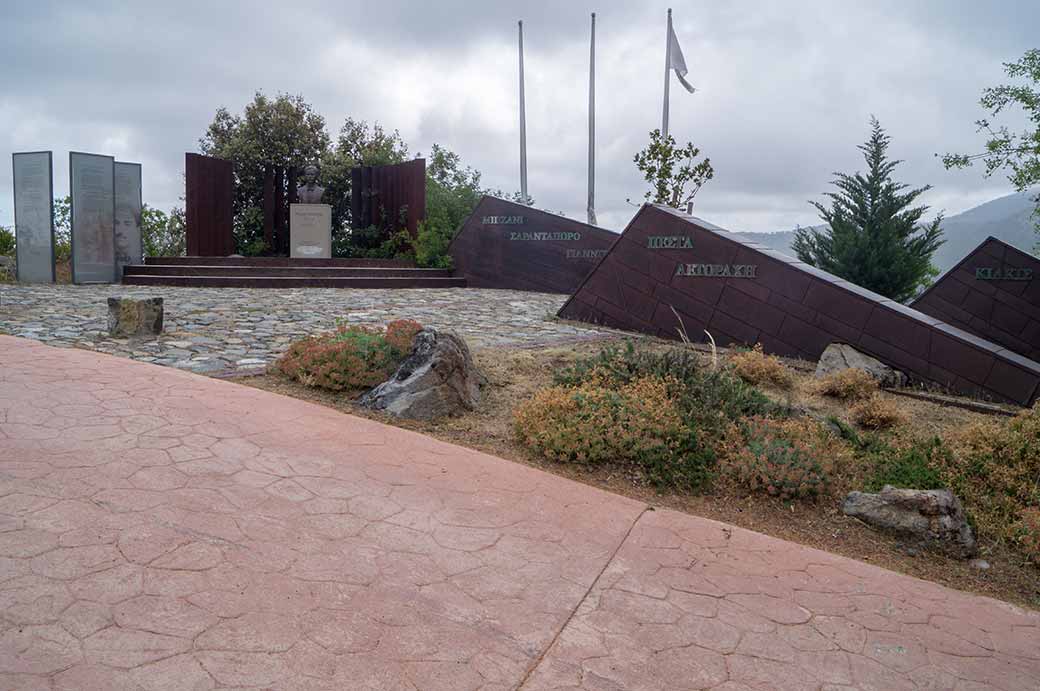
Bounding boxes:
53 196 71 263
634 129 714 210
415 144 482 268
0 226 14 256
141 205 186 257
322 118 409 253
793 118 944 302
200 91 331 252
943 49 1040 235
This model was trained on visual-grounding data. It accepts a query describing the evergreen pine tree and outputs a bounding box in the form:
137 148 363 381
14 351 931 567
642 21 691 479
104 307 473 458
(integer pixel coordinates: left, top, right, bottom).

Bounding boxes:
792 118 944 302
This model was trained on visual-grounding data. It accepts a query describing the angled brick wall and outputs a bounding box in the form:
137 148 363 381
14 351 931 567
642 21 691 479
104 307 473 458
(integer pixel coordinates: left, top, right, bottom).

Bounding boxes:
912 237 1040 363
449 196 619 294
558 204 1040 406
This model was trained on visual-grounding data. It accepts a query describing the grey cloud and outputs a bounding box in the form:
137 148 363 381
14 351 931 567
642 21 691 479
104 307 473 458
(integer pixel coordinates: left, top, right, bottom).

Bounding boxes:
1 0 1037 234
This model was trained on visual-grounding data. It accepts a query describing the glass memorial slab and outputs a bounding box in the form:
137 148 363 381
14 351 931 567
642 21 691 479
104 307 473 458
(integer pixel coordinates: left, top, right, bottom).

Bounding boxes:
13 151 55 283
70 151 116 283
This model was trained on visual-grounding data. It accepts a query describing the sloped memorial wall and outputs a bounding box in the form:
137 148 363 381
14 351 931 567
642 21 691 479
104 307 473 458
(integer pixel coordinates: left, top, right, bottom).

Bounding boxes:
558 204 1040 406
450 196 618 294
912 237 1040 363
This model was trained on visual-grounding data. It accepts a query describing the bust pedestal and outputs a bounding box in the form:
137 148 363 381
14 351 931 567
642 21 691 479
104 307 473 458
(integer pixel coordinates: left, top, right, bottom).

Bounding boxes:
289 204 332 259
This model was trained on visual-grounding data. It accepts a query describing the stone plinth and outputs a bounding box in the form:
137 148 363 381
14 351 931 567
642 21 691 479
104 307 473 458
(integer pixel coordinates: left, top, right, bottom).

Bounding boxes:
107 297 163 338
290 204 332 259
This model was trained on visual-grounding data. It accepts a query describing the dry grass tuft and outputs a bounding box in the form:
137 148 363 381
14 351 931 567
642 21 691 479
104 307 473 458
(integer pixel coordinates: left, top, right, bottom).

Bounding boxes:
729 344 795 390
850 395 907 430
814 369 879 401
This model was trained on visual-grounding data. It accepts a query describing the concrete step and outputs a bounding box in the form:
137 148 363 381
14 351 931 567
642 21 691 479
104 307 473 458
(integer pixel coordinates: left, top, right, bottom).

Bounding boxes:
126 265 454 278
121 274 468 289
144 256 415 268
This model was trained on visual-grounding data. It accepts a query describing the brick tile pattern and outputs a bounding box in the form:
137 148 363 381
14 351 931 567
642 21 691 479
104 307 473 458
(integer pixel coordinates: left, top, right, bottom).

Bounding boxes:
912 237 1040 363
558 205 1040 406
1 335 1038 689
523 509 1040 690
450 196 619 294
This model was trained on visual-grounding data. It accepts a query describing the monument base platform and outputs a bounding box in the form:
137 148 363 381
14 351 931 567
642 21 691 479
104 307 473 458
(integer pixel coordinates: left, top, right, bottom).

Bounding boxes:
121 256 466 289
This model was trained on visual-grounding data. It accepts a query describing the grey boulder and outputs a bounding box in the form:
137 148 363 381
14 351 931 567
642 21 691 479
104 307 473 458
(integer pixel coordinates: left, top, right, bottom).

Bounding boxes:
107 297 163 338
842 486 977 559
815 343 907 387
359 328 487 420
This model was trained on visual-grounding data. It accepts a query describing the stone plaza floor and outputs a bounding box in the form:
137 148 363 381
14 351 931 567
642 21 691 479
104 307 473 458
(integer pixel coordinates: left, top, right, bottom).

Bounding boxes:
0 285 608 375
2 335 1039 689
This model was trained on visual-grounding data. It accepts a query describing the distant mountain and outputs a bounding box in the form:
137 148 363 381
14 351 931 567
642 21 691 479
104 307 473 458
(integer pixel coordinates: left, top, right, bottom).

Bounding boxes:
731 192 1037 273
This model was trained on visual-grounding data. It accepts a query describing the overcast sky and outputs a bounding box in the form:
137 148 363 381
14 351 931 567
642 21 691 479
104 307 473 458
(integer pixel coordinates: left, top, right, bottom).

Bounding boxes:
1 0 1037 233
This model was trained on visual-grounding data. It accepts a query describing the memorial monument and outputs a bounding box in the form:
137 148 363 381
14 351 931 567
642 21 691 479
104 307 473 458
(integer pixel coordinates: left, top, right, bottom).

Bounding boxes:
113 161 143 275
289 164 332 258
559 203 1040 406
12 151 55 283
912 236 1040 362
69 151 116 283
450 195 618 293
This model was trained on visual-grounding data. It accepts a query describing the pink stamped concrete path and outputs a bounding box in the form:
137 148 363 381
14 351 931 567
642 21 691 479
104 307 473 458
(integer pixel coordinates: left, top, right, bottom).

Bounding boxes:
0 335 1037 690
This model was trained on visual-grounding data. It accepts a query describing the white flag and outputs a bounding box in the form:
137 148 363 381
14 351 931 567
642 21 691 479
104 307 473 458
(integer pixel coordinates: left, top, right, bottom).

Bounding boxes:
668 23 696 93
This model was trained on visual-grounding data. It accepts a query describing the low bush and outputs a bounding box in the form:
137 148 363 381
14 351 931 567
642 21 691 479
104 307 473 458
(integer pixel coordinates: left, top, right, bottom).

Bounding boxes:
814 369 878 401
865 437 947 491
1018 508 1040 565
514 375 711 488
555 340 778 428
729 344 795 390
273 319 422 392
515 341 780 489
720 417 849 499
850 395 906 430
944 406 1040 552
0 226 14 256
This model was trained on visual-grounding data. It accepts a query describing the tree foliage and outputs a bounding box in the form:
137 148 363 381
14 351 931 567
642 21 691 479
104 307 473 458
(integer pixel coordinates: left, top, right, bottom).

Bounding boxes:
200 92 331 251
943 49 1040 234
0 226 15 256
634 129 714 210
197 91 479 265
793 118 944 302
415 144 482 268
141 205 186 257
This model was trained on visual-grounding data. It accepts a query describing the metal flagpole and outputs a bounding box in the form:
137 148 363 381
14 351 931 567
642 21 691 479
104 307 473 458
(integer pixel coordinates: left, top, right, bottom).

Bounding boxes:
662 8 672 138
518 20 529 203
587 12 597 226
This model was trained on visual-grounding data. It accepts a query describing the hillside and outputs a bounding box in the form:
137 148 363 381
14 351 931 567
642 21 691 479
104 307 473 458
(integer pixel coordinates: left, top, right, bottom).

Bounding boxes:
732 192 1037 273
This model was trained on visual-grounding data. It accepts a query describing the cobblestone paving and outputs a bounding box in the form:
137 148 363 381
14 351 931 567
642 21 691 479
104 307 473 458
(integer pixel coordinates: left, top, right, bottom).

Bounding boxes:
0 285 608 374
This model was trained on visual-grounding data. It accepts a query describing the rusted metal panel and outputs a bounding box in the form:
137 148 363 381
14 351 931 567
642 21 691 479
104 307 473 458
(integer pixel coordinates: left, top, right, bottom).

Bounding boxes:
185 153 234 257
350 159 426 237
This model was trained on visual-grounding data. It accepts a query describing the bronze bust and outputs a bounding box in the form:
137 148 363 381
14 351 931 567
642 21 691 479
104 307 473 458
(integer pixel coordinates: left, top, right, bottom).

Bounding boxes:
296 164 325 204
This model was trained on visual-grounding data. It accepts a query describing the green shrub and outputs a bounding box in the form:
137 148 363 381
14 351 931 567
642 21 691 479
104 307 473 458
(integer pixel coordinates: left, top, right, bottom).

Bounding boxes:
0 226 14 256
866 437 947 491
514 375 712 488
946 405 1040 551
273 319 421 392
556 340 778 426
516 341 784 490
721 417 839 499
